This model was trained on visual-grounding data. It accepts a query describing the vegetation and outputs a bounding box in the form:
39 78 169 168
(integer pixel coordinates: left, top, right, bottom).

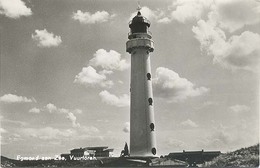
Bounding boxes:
204 144 259 167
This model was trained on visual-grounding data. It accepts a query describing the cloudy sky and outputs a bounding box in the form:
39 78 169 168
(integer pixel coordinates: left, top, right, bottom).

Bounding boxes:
0 0 259 159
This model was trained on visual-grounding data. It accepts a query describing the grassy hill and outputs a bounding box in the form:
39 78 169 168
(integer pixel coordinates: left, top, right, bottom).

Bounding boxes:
204 144 259 167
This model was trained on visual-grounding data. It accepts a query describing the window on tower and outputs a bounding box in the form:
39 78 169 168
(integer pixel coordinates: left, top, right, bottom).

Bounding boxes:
151 148 156 155
150 123 155 131
148 98 153 105
147 73 151 80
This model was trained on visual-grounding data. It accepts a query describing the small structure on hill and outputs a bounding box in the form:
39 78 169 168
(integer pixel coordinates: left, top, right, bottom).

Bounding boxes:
120 142 130 157
85 146 114 157
61 146 114 160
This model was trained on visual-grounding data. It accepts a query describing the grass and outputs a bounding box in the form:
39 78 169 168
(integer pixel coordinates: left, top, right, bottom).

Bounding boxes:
204 144 259 167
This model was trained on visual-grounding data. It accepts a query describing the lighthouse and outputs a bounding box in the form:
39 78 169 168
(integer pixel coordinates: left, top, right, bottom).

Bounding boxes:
126 8 157 157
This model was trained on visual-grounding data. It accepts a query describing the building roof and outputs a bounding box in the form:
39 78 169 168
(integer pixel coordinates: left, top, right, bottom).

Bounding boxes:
169 150 221 155
104 148 114 152
84 146 108 150
70 148 85 152
70 146 114 152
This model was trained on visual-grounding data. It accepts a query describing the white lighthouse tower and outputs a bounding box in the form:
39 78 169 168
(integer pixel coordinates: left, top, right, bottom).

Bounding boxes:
126 8 157 157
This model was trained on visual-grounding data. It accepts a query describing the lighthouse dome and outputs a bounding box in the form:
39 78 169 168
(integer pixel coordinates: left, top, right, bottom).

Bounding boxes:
129 11 150 34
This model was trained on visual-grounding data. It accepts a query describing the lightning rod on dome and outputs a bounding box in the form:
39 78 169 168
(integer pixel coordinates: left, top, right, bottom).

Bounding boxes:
137 1 142 11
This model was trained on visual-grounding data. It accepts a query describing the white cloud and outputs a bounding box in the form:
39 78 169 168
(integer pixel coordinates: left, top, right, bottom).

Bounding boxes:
203 126 232 149
0 0 32 19
67 112 80 128
129 2 212 24
46 103 57 113
129 6 168 24
20 126 101 142
210 0 260 32
188 0 260 72
229 104 250 113
29 107 41 113
1 118 27 126
157 17 171 24
75 49 129 89
81 126 99 134
1 133 23 145
45 104 76 115
167 139 187 149
45 103 81 128
72 10 115 24
73 109 82 114
153 67 209 102
74 66 114 88
58 108 69 114
128 0 260 27
201 101 218 108
0 128 7 134
169 0 260 30
74 126 101 141
89 49 129 71
123 122 130 133
99 69 113 75
170 0 212 23
99 90 130 107
195 121 258 151
193 20 260 72
97 119 109 123
21 127 74 140
7 133 22 142
192 19 227 58
0 94 35 103
32 29 62 47
130 6 155 21
181 119 198 128
223 31 260 72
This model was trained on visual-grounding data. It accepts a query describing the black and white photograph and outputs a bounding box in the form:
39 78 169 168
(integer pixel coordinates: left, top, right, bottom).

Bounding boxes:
0 0 259 167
